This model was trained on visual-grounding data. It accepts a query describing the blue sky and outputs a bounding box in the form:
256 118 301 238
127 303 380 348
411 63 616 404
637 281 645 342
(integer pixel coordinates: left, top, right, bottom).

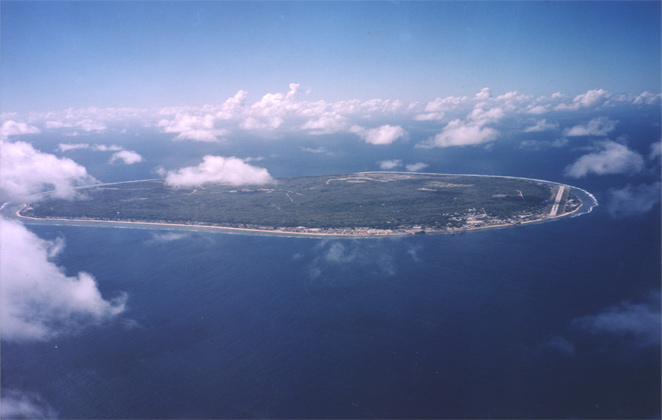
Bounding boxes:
2 1 660 112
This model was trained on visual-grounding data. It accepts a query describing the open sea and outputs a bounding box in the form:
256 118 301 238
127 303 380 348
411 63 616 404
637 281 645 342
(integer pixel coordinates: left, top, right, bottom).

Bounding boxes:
2 124 661 419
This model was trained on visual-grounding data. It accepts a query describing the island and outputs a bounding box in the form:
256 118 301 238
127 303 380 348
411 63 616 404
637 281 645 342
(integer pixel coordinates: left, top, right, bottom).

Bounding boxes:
18 172 585 236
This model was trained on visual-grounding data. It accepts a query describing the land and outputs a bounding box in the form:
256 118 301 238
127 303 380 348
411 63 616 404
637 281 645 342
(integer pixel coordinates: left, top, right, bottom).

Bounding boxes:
18 173 583 236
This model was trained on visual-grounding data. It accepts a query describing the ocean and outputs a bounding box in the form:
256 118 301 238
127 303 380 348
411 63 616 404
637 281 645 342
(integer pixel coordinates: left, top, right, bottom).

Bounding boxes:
2 198 659 418
2 123 661 419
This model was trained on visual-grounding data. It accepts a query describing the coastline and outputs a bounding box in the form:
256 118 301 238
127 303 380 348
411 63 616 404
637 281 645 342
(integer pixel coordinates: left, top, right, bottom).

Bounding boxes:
14 198 584 238
8 173 596 238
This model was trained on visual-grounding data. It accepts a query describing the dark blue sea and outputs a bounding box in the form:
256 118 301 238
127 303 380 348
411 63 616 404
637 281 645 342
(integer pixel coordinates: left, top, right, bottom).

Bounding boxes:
2 119 661 418
3 201 659 419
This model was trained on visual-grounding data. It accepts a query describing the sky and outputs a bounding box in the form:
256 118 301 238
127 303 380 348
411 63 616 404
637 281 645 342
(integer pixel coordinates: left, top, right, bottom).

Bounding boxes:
1 1 660 112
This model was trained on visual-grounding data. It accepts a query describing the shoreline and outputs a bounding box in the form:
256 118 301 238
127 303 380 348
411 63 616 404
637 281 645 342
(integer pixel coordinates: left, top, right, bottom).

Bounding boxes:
8 173 595 238
14 200 583 238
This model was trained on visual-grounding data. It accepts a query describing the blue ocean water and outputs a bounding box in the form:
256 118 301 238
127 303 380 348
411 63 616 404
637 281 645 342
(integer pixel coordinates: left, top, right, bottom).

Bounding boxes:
3 115 661 418
3 201 660 418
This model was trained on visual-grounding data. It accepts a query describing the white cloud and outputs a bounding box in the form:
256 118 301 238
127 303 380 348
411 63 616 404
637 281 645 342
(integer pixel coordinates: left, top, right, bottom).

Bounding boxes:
158 113 227 142
607 182 661 218
633 91 662 105
564 117 617 137
57 143 90 152
575 88 611 107
523 119 559 133
1 140 97 202
571 293 661 348
216 90 248 119
0 217 127 342
351 124 407 145
92 144 123 152
423 99 505 148
109 150 144 165
378 159 403 170
556 89 611 111
301 113 347 135
475 87 492 100
413 112 445 121
1 389 58 419
525 105 549 115
467 106 505 125
405 162 429 172
564 140 645 178
165 155 274 187
427 119 499 148
422 95 468 113
1 120 41 140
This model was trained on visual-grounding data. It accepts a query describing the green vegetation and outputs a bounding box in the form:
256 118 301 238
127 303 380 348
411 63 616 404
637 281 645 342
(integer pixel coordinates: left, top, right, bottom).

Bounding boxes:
22 173 571 233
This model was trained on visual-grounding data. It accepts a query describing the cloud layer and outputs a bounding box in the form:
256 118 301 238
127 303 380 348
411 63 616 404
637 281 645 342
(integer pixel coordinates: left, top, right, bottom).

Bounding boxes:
1 217 127 342
3 85 659 153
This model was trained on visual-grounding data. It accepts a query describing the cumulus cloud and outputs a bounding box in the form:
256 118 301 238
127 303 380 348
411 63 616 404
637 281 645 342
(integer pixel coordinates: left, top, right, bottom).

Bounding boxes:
0 217 127 342
109 150 144 165
1 120 41 140
164 155 274 187
351 124 407 145
564 141 644 178
564 117 617 137
301 113 347 135
427 119 499 148
216 90 248 119
1 389 58 419
633 91 662 105
571 293 661 348
378 159 403 170
523 119 559 133
414 112 445 121
1 140 97 202
475 87 492 100
556 89 611 111
422 97 505 148
607 182 661 218
525 105 549 115
158 112 229 142
406 162 429 172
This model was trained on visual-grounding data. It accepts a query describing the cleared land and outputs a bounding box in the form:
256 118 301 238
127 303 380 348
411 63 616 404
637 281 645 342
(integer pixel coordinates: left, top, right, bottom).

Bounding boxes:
20 173 583 236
